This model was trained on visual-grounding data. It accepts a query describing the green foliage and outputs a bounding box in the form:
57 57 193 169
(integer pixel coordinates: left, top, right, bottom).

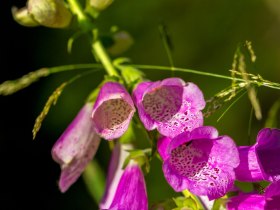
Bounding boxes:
173 196 201 210
123 148 152 174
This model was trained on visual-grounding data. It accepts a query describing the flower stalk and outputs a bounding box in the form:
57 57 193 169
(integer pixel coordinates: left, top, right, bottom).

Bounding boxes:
66 0 119 77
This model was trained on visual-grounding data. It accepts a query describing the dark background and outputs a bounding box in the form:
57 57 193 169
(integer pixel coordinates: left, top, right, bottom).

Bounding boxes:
1 0 280 209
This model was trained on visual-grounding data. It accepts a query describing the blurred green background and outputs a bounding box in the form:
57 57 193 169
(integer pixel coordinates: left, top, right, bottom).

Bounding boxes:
1 0 280 209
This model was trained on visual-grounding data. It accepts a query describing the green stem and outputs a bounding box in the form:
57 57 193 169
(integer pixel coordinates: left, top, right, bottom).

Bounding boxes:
130 64 280 90
49 64 103 74
67 0 88 23
92 39 119 77
66 0 119 77
131 64 244 81
45 63 280 90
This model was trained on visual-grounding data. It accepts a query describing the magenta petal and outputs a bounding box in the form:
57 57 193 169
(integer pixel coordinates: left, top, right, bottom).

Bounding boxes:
92 82 136 140
108 163 148 210
264 181 280 209
190 126 219 140
51 104 101 192
100 143 131 209
181 82 206 110
234 146 263 182
163 126 239 200
255 128 280 182
162 160 190 192
157 136 172 161
210 135 240 168
133 78 205 138
235 128 280 182
227 193 265 210
132 81 161 130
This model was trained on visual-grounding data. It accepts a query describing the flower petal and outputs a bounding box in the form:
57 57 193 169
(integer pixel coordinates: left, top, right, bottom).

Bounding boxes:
163 126 239 200
162 160 189 192
255 128 280 181
100 143 132 209
108 163 148 210
133 78 205 138
157 136 172 161
190 126 219 140
210 135 240 168
92 82 135 140
132 81 157 130
234 146 263 182
227 193 265 210
51 103 101 192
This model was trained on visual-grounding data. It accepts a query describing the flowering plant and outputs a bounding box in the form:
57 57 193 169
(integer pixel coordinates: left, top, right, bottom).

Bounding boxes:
2 0 280 209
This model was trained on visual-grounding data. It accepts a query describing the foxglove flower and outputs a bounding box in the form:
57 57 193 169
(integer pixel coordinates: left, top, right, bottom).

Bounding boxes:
92 82 135 140
52 103 101 192
133 78 205 138
227 181 280 210
160 126 240 200
100 143 148 210
235 128 280 182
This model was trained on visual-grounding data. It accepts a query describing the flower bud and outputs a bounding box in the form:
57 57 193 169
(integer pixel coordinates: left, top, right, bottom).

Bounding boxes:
12 6 39 27
107 31 134 56
28 0 72 28
89 0 114 11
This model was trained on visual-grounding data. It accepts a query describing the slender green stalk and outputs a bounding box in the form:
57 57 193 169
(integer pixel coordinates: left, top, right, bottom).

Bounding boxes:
66 0 119 77
217 90 247 122
67 0 88 23
92 40 119 77
131 64 245 81
49 64 103 74
130 64 280 90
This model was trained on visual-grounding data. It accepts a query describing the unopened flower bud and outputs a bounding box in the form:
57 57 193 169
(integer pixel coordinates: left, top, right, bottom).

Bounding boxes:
107 31 134 56
12 6 39 27
28 0 72 28
89 0 114 11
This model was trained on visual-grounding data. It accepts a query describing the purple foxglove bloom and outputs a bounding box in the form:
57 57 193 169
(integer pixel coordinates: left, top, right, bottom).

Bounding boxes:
235 128 280 182
227 193 265 210
92 82 135 140
52 103 101 192
160 126 240 200
227 181 280 210
100 143 148 210
133 78 205 138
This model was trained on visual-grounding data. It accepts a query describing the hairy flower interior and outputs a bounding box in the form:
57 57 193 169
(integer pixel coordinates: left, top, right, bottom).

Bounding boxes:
93 98 133 131
170 140 223 187
142 86 183 122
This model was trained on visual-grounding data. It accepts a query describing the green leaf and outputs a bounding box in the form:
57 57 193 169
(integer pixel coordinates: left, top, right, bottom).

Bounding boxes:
123 148 151 174
181 190 204 210
212 197 227 210
173 196 200 210
113 58 144 90
67 32 83 54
